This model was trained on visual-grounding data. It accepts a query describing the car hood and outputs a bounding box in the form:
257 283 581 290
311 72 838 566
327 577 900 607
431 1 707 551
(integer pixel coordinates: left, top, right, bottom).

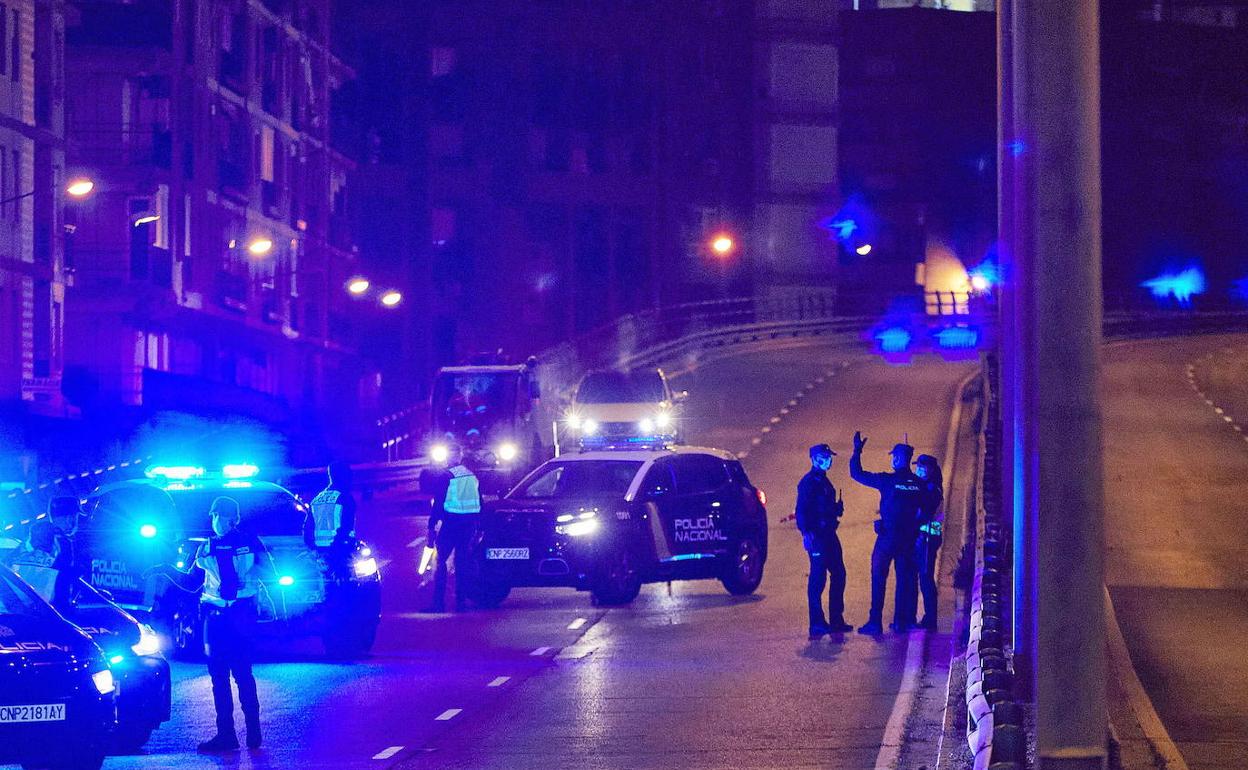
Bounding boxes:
61 602 140 651
573 403 665 422
0 612 99 660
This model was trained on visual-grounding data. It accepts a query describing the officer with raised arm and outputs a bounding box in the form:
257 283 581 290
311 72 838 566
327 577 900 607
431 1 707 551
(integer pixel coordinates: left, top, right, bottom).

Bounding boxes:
850 431 925 635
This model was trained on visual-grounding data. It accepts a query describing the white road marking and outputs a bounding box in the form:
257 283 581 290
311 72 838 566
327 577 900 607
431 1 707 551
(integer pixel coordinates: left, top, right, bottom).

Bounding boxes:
567 618 587 630
1223 415 1234 423
779 407 790 415
530 646 550 656
788 399 799 407
1235 425 1243 433
556 644 595 660
1205 399 1215 406
760 426 772 434
488 676 510 687
407 536 426 549
751 437 762 446
769 416 781 424
435 708 462 721
737 451 750 459
1214 407 1224 415
872 621 927 770
373 746 404 760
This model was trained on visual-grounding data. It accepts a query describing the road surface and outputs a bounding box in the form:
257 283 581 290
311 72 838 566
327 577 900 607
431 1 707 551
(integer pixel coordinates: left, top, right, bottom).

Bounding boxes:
1103 334 1248 770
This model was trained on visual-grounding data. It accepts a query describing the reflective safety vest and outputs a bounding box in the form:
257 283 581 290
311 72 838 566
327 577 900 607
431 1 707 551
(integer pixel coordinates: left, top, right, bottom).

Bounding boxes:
9 550 60 605
309 488 354 547
196 532 265 607
443 465 481 514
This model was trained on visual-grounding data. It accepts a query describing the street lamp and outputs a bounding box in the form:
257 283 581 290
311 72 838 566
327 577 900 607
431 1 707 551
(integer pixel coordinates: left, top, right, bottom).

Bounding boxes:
856 243 873 256
346 277 371 295
247 238 274 257
0 176 96 206
379 290 402 308
709 233 735 256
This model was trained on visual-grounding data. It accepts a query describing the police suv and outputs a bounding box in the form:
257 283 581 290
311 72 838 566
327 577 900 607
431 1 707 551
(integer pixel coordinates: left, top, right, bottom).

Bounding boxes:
0 566 116 770
469 446 767 606
79 465 382 658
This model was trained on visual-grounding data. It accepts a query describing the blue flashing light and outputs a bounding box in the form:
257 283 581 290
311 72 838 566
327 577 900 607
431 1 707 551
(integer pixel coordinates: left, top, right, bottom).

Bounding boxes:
875 327 913 354
1141 267 1205 304
146 465 205 481
937 326 980 350
175 560 186 569
662 553 714 562
109 654 125 665
1232 277 1248 303
139 523 158 539
278 575 295 587
825 218 858 241
1007 139 1027 157
224 481 253 489
222 463 260 479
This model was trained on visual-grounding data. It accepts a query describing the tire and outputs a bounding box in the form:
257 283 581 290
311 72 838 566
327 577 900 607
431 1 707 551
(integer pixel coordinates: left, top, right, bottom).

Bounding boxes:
40 740 106 770
112 723 155 754
721 533 766 596
590 548 642 606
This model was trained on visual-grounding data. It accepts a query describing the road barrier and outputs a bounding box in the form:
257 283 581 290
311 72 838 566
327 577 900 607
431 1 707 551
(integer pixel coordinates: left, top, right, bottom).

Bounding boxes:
963 352 1024 770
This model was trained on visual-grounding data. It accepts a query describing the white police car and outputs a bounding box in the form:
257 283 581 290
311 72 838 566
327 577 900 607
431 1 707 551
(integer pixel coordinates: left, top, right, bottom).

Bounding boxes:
468 446 767 606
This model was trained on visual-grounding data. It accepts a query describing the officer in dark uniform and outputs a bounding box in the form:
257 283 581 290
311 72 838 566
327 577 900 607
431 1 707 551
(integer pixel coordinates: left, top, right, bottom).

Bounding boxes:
304 461 358 580
797 443 852 638
194 496 275 753
850 431 925 635
914 454 944 630
5 497 84 608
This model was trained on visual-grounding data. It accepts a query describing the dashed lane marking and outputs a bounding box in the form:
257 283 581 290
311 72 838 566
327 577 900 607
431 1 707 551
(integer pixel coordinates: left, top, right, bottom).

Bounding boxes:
435 708 462 721
530 646 551 656
488 676 510 687
373 746 404 760
567 618 587 630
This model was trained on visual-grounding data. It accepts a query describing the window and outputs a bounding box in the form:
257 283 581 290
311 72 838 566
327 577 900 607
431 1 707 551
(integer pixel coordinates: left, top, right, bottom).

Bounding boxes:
672 455 730 496
511 461 643 501
431 206 456 246
10 8 17 83
576 370 666 404
0 6 8 77
639 461 675 497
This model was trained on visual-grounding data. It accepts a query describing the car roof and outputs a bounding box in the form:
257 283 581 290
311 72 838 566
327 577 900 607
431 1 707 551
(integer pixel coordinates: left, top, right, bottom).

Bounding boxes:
557 445 736 463
88 478 296 498
438 365 527 375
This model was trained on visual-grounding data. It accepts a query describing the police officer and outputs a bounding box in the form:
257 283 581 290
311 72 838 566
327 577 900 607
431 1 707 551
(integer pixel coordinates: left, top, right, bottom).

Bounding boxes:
797 443 852 638
194 496 275 753
5 497 83 608
305 460 358 579
423 445 480 612
914 454 944 630
850 431 925 635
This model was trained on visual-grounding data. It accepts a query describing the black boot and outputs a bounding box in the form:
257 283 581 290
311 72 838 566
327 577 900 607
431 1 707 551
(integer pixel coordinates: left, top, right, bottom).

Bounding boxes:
245 716 262 749
198 732 240 753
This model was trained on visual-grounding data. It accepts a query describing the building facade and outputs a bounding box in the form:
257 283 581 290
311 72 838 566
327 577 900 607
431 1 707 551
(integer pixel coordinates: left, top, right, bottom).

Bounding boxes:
342 0 840 371
0 0 69 419
63 0 371 452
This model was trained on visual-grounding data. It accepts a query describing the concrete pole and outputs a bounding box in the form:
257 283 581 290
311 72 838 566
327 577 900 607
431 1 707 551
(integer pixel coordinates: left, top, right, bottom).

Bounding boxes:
1012 0 1107 767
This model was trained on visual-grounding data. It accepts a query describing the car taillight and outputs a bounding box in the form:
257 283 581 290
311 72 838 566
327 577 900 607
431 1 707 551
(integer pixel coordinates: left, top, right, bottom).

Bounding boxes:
756 488 766 506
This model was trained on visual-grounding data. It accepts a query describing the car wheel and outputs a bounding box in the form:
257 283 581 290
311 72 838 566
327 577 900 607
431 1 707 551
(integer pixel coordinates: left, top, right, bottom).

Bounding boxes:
112 723 155 754
42 742 106 770
721 534 765 595
591 549 641 606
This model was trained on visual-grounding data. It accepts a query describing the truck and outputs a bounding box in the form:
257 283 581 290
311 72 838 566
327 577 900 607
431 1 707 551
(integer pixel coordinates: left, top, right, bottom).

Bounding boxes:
425 357 554 494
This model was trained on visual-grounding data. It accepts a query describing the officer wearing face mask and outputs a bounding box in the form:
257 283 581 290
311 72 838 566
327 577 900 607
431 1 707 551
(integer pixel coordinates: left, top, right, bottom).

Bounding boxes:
796 443 851 638
192 496 275 753
850 431 925 635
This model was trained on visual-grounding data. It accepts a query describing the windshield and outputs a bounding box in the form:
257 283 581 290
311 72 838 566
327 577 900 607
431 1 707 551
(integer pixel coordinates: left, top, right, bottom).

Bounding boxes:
433 373 519 439
0 567 55 617
511 461 643 500
86 485 303 539
577 371 665 404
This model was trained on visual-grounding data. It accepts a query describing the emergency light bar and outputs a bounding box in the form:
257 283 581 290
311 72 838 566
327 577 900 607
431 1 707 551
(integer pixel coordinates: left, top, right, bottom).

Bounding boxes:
145 465 206 481
222 463 261 479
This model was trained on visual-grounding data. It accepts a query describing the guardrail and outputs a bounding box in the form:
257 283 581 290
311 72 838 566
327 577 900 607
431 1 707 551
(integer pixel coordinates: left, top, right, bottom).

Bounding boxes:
963 353 1024 770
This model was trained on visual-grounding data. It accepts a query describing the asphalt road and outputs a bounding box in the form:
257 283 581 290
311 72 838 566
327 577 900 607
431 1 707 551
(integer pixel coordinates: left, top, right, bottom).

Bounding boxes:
1103 335 1248 770
37 343 973 770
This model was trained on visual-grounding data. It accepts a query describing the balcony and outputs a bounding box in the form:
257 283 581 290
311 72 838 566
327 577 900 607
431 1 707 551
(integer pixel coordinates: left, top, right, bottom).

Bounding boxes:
69 123 173 169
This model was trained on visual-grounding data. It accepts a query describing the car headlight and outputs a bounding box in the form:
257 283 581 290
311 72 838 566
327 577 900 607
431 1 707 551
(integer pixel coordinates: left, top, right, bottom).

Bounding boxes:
566 414 583 430
581 419 599 436
92 669 116 695
430 444 450 464
353 556 379 578
496 442 519 462
638 418 655 433
131 624 162 656
556 519 599 537
655 412 672 429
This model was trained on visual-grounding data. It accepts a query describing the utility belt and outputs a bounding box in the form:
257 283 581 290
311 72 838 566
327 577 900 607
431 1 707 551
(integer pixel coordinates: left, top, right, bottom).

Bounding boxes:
919 521 943 537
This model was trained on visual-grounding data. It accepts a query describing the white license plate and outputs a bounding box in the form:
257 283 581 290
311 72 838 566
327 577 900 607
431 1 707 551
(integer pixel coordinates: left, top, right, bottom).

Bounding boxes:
0 703 65 723
485 548 530 560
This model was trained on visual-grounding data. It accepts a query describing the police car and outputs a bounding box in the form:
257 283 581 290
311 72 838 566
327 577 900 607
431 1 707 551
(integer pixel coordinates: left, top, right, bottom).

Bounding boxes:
468 446 767 606
79 465 382 658
0 565 116 770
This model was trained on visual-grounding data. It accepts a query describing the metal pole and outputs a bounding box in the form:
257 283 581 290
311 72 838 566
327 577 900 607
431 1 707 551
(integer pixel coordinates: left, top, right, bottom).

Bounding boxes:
1013 0 1107 767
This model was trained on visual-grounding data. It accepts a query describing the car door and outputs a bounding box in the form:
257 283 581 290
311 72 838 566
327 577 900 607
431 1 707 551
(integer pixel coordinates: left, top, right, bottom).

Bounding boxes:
667 454 733 561
238 490 321 621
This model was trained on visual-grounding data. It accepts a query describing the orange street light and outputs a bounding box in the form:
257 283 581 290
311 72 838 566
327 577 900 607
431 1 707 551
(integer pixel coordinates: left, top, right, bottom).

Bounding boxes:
380 290 402 308
347 277 371 295
710 233 735 256
66 178 96 198
247 238 274 257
